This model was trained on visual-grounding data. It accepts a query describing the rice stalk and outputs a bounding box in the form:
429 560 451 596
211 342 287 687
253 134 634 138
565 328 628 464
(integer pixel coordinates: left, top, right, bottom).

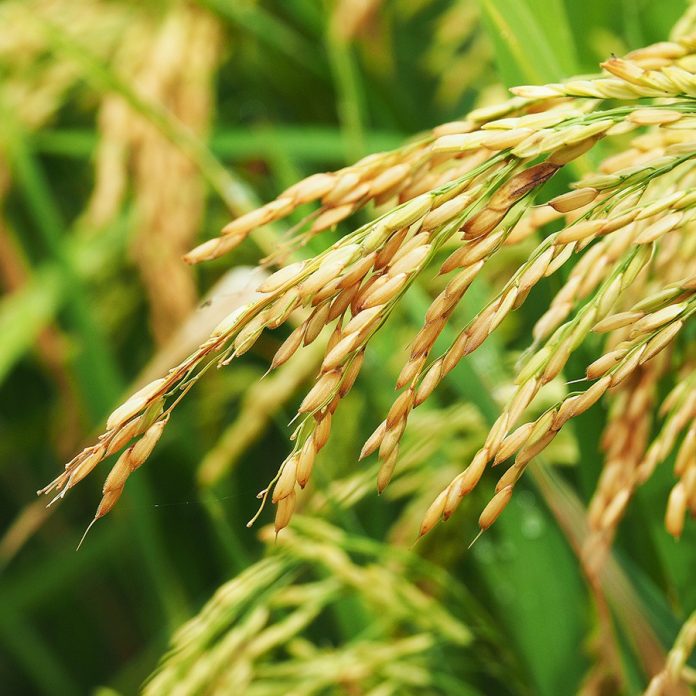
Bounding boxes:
85 3 221 341
144 517 475 696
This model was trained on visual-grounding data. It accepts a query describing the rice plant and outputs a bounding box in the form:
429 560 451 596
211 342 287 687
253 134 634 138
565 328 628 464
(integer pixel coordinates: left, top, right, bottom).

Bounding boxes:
2 0 695 694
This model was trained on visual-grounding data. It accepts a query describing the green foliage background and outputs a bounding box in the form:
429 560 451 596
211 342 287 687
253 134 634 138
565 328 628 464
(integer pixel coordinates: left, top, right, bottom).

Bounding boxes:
0 1 693 694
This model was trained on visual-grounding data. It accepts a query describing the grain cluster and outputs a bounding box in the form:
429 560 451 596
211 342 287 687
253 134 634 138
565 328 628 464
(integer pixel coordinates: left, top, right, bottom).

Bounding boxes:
43 34 696 560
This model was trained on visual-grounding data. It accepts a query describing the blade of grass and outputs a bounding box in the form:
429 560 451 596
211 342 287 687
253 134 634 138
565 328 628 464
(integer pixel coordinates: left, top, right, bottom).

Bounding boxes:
0 212 130 388
35 127 406 163
0 108 121 416
325 29 367 162
477 0 569 86
0 607 80 696
0 265 63 385
199 0 326 79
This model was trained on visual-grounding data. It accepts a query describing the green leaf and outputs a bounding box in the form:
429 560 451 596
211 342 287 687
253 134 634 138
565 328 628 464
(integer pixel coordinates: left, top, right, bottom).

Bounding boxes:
477 0 577 85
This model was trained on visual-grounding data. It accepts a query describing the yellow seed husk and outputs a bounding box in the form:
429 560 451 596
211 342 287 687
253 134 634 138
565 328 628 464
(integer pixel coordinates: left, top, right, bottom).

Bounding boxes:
381 194 432 231
322 171 362 205
377 448 399 493
587 348 627 380
184 234 245 264
457 234 506 270
106 378 167 431
313 413 332 450
444 266 485 303
274 491 297 533
594 311 644 333
414 359 443 406
328 285 358 321
310 204 354 233
515 430 557 467
548 135 599 165
128 419 167 468
212 305 249 338
96 488 123 520
640 320 684 364
281 172 335 203
304 302 331 345
456 448 489 497
518 247 555 293
628 108 683 125
516 346 552 385
507 379 540 427
67 446 107 488
375 228 409 270
432 132 484 152
556 219 605 244
301 261 349 298
272 326 305 369
425 291 452 323
103 452 131 493
369 163 411 196
548 187 599 213
635 211 683 244
553 375 611 429
422 190 474 229
675 427 696 476
464 315 494 356
338 252 376 289
222 198 293 238
233 322 263 356
631 302 686 335
610 346 646 387
259 261 306 293
396 354 426 389
419 489 448 538
495 422 535 464
272 455 299 503
542 341 572 383
485 413 509 456
296 441 316 488
439 247 468 274
339 351 365 397
490 286 519 331
483 128 535 149
299 371 341 413
390 232 430 264
386 389 414 429
344 305 383 335
496 460 526 491
267 288 301 329
410 318 446 358
360 273 408 309
443 478 464 520
321 332 364 371
379 422 405 461
528 409 557 446
389 244 431 276
360 420 386 460
432 120 475 136
479 485 514 530
461 208 507 240
104 416 144 457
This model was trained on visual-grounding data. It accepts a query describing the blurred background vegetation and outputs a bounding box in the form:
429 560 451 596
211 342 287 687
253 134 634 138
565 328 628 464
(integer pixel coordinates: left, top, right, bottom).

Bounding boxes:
0 0 693 694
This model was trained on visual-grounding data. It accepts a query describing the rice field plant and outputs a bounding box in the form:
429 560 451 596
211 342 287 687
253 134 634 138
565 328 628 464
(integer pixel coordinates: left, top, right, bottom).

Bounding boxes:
1 0 695 694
